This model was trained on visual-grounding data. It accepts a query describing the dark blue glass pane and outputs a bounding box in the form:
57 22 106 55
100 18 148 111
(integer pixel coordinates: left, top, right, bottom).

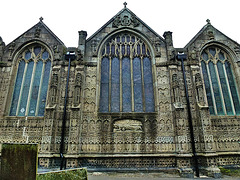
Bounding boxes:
122 44 125 56
25 51 31 60
225 62 240 115
111 44 115 56
18 61 34 116
133 57 143 112
142 44 146 55
219 51 225 61
34 46 41 56
209 61 224 115
10 61 25 116
111 58 120 112
99 57 109 112
209 48 216 57
202 52 208 61
122 58 131 112
143 57 154 112
42 51 49 60
101 57 109 83
127 45 130 56
100 83 109 112
217 62 233 115
28 61 43 116
201 61 215 115
38 60 51 116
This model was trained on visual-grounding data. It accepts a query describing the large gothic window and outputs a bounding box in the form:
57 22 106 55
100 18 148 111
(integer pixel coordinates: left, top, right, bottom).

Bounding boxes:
99 33 155 113
9 44 51 117
201 46 240 115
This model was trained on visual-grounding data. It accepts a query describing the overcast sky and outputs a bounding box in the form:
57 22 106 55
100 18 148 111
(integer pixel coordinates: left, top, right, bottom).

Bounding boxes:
1 0 239 48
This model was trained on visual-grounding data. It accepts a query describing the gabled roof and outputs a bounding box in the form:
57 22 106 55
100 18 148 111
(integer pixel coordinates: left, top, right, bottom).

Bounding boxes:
87 6 165 42
185 20 240 48
7 18 65 47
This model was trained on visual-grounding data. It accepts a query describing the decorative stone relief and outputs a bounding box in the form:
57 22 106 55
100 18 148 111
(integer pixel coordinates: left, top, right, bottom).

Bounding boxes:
195 73 205 106
113 120 142 132
112 12 139 28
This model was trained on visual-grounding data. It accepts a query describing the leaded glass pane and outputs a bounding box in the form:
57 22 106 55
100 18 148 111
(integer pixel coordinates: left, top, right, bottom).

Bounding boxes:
18 61 34 116
201 61 215 115
143 57 154 112
42 51 49 60
225 61 240 114
25 51 31 60
122 57 131 112
38 60 51 116
100 57 109 112
202 52 208 61
208 61 224 115
219 51 225 61
133 57 143 112
34 46 41 56
209 47 216 57
217 61 233 115
111 57 120 112
10 60 25 116
28 61 43 116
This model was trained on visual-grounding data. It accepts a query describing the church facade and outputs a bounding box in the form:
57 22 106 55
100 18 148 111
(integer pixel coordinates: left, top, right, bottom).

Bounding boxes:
0 5 240 177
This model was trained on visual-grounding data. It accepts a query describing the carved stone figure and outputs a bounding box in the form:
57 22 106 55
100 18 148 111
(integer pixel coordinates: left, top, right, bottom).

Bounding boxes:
0 36 5 60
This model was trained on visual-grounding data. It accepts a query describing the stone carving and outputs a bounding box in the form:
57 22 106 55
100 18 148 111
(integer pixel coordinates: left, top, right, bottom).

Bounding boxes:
73 73 82 107
113 120 142 132
172 74 182 108
91 40 98 57
34 26 41 38
195 73 205 106
49 74 58 106
154 37 161 57
0 36 5 60
53 45 61 61
113 12 139 28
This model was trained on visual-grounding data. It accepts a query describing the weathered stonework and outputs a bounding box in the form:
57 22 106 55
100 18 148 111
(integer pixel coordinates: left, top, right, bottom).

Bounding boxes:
0 7 239 178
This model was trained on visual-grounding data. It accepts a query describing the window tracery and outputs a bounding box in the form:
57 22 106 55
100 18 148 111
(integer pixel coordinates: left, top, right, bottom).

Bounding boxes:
9 44 52 116
99 33 155 113
201 46 240 115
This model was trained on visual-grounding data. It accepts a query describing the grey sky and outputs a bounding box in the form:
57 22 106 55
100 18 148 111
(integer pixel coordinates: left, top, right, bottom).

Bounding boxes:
1 0 239 47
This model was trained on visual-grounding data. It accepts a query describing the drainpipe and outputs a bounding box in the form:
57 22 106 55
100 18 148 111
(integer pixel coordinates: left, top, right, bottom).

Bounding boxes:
177 53 200 177
60 50 76 170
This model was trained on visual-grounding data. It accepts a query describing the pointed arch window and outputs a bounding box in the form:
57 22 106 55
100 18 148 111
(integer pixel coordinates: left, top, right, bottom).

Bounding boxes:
99 33 155 113
9 45 51 117
201 46 240 115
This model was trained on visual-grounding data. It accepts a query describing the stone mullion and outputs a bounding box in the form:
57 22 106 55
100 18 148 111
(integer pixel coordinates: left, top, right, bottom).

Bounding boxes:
214 61 227 115
16 62 28 115
25 60 37 116
119 56 123 112
222 61 236 115
130 56 134 112
206 62 217 115
109 56 112 112
141 56 146 112
35 62 45 116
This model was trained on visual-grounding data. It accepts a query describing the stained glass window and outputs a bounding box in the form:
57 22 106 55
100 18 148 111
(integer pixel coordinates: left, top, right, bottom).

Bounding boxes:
10 44 51 117
201 46 240 115
99 33 155 113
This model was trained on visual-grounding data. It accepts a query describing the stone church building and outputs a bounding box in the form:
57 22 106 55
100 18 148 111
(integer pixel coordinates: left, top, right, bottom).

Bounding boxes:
0 4 239 177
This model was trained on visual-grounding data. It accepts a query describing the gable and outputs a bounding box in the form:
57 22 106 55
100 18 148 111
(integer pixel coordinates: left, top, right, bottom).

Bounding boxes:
185 20 240 52
85 6 166 58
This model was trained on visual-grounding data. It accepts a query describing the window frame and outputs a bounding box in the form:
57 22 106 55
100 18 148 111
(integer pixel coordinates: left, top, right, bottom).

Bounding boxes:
7 42 53 117
200 45 240 116
97 30 157 114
